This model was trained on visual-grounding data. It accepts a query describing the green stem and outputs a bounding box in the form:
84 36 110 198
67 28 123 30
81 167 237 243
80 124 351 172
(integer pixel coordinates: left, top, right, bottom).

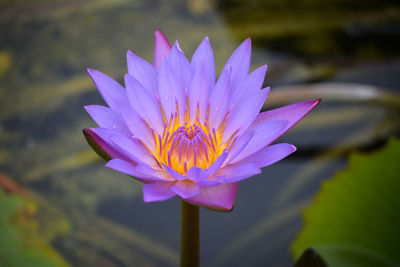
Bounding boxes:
180 200 199 267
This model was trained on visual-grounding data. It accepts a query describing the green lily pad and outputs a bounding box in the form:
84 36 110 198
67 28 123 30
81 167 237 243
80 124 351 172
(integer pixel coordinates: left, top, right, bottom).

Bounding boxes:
292 138 400 267
0 190 70 267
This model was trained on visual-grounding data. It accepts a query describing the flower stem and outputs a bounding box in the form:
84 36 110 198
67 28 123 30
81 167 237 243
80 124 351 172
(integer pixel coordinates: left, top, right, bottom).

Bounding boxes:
180 200 199 267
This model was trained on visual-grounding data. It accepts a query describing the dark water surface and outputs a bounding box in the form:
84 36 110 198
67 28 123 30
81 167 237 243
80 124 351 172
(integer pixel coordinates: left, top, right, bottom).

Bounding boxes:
1 0 400 266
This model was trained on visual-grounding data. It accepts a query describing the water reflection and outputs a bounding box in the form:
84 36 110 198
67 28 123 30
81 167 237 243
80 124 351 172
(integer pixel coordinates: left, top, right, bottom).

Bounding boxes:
0 0 399 266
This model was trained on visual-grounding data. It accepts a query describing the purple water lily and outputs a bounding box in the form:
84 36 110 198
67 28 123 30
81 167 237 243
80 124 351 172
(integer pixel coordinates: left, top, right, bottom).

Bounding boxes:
83 30 320 211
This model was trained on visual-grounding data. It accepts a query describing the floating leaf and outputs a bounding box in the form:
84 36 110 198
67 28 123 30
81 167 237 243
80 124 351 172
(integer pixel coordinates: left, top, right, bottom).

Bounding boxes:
292 138 400 267
0 190 70 267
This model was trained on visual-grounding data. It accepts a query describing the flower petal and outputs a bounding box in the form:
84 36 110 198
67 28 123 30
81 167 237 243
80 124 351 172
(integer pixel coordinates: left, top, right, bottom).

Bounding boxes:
171 180 202 199
189 66 209 123
83 128 117 161
86 68 127 112
252 99 321 136
207 152 228 176
185 183 238 211
221 38 251 95
127 50 157 92
191 36 215 90
217 163 261 183
143 182 175 202
88 128 133 162
209 68 230 129
187 166 208 182
225 130 254 165
223 87 269 143
229 64 267 106
153 29 172 71
125 74 164 134
163 164 186 180
235 143 297 168
119 100 156 150
230 120 288 164
110 134 158 168
84 105 130 134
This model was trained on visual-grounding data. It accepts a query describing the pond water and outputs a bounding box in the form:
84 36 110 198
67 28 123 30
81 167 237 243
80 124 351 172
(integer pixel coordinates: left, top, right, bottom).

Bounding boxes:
1 0 400 266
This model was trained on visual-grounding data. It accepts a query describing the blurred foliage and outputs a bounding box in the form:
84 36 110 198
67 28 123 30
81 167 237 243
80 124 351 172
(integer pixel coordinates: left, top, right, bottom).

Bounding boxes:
0 190 70 267
292 138 400 266
217 0 400 59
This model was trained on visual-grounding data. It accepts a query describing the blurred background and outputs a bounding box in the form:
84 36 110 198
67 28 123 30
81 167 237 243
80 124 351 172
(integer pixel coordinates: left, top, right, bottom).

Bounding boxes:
1 0 400 266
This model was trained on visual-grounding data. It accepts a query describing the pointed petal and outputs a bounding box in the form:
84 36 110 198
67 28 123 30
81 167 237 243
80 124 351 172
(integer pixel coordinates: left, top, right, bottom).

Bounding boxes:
230 120 288 164
221 38 251 94
235 143 296 168
187 166 208 182
125 74 164 134
83 128 116 161
209 68 230 129
106 159 172 182
189 67 209 123
229 64 267 106
157 59 178 119
110 134 158 168
86 68 127 112
191 36 215 90
119 100 155 150
153 29 172 71
207 152 228 176
223 87 269 143
171 180 202 199
225 130 254 165
88 128 133 162
143 182 175 202
185 183 238 211
127 50 157 92
169 42 193 90
163 164 186 180
84 105 130 134
252 99 321 136
217 163 261 183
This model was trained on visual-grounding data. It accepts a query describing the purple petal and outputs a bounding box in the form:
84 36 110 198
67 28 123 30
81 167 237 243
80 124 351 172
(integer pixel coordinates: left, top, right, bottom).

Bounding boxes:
153 29 172 71
119 100 155 150
225 130 254 165
186 166 208 182
125 74 164 134
221 38 251 94
252 99 321 136
229 64 267 106
235 143 296 168
185 183 238 211
106 158 172 182
110 134 158 168
207 152 228 176
230 120 288 164
209 68 230 129
171 180 202 199
127 50 157 92
169 42 193 90
223 87 269 143
163 164 186 180
86 68 127 112
191 36 215 90
189 67 209 123
83 128 118 161
143 182 175 202
157 59 180 119
84 105 130 134
216 163 261 183
89 128 133 162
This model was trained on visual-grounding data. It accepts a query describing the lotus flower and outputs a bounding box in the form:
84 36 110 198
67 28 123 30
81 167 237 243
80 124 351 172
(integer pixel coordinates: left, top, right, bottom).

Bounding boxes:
83 30 320 211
